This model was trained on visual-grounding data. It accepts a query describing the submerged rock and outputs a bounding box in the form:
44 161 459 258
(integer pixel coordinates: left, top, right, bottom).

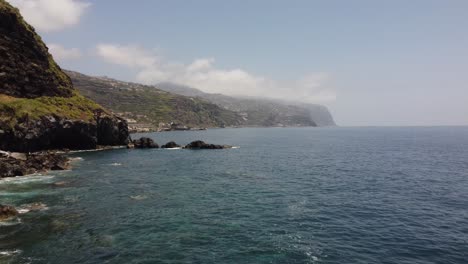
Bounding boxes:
0 151 70 178
53 181 68 187
161 141 181 148
184 140 232 149
133 137 159 148
0 205 18 221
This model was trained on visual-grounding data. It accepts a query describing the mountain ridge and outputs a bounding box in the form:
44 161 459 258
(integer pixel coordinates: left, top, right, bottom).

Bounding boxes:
156 82 336 127
66 70 244 130
66 70 335 129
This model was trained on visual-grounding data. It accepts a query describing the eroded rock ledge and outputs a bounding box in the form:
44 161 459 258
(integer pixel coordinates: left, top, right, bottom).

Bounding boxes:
0 151 70 178
0 113 130 152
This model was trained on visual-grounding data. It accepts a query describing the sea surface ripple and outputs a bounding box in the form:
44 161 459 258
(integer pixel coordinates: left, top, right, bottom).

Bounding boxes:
1 127 468 263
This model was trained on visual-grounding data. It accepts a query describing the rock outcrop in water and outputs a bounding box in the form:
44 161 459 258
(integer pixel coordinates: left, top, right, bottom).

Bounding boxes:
133 137 159 148
96 114 130 146
0 151 70 178
184 140 232 149
0 0 130 152
0 205 18 220
161 141 181 148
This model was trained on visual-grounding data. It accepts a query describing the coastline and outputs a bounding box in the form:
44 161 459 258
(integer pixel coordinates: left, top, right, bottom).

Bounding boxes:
0 135 238 180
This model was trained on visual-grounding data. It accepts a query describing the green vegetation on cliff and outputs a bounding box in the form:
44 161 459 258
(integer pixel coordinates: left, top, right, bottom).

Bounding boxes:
0 93 103 125
0 0 129 152
0 0 105 127
66 71 243 128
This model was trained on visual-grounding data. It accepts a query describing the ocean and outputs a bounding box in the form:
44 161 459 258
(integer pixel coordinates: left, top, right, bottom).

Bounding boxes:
1 127 468 263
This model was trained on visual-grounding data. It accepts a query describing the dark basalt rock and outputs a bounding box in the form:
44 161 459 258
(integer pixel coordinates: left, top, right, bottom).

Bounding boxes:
0 151 70 178
161 141 181 148
133 137 159 148
0 113 130 152
184 140 231 149
0 117 96 152
0 204 18 221
96 114 131 146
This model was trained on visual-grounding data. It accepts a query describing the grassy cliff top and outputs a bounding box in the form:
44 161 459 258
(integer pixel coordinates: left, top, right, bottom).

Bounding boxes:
0 92 104 126
0 0 109 128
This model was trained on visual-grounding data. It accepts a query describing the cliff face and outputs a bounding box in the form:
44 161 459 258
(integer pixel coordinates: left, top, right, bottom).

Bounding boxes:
0 1 72 98
0 0 130 152
157 83 336 127
0 112 130 152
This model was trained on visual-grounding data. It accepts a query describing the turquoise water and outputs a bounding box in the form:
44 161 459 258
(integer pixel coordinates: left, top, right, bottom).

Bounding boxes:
1 127 468 263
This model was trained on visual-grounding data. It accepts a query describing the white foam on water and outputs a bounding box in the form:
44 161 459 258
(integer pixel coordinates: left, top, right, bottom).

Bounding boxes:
0 218 21 226
165 147 182 150
64 195 80 203
68 149 99 153
306 252 319 262
17 209 30 214
68 146 126 153
130 194 148 200
0 249 22 256
0 175 55 185
231 146 240 149
69 157 83 162
109 163 122 166
17 203 49 213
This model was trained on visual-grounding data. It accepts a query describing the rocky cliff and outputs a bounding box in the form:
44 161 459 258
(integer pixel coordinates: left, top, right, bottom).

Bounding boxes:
0 0 130 152
0 1 72 98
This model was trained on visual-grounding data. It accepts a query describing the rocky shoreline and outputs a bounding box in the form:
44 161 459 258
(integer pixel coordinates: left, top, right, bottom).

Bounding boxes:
0 112 131 153
0 137 234 220
0 138 233 178
0 150 70 178
0 0 234 226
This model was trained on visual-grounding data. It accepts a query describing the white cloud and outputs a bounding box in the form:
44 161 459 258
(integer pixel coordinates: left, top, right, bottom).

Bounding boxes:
48 43 82 61
96 44 158 68
96 43 336 103
187 58 215 72
9 0 90 32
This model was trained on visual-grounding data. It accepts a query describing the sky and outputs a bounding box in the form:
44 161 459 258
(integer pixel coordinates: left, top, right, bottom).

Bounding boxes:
8 0 468 126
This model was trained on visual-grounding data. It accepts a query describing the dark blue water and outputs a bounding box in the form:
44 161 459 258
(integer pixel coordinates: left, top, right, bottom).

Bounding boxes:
1 127 468 263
